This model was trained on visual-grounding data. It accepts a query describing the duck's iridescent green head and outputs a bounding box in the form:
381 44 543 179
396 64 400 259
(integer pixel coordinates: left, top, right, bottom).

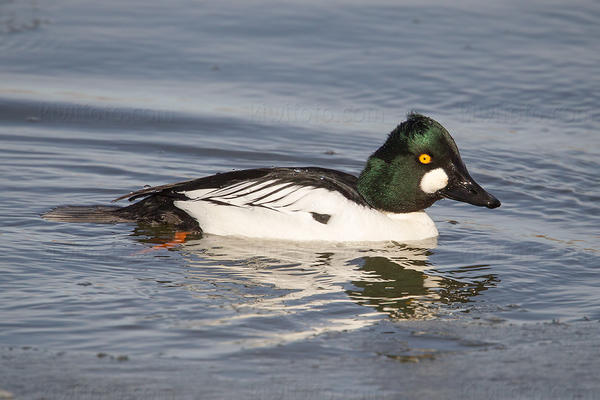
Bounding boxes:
357 113 500 213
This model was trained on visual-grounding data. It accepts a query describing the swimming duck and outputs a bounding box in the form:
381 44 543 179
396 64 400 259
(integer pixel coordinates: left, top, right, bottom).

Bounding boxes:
44 113 500 242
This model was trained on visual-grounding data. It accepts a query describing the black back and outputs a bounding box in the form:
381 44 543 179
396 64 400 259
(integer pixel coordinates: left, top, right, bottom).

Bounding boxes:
114 167 369 206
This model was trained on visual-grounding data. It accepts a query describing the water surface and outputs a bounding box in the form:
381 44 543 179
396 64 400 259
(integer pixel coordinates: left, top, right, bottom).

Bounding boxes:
1 0 599 398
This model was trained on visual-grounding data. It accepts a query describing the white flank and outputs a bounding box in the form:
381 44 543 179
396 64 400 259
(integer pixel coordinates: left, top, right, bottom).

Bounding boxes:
174 182 438 242
419 168 449 194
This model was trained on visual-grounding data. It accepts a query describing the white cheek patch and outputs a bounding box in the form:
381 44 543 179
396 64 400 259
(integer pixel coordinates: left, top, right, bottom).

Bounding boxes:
420 168 449 194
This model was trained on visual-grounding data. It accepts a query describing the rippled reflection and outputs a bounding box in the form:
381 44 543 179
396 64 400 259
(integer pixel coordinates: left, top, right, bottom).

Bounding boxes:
348 256 498 319
132 226 498 326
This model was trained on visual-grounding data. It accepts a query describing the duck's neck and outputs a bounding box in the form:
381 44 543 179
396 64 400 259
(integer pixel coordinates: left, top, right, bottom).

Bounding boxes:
357 155 434 213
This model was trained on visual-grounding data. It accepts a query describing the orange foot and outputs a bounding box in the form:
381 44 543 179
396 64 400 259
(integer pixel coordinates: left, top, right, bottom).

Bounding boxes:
139 231 191 254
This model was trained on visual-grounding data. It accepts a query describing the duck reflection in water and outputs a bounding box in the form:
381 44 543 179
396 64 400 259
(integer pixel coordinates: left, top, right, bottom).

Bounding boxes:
347 256 498 319
131 226 498 321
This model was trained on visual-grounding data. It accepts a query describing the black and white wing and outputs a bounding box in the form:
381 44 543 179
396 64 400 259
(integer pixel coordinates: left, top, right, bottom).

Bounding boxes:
114 167 369 210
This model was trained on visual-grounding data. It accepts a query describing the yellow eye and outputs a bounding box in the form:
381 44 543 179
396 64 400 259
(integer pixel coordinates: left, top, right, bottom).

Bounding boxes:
418 153 432 164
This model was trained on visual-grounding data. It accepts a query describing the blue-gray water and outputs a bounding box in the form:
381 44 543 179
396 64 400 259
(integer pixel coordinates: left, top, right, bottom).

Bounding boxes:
1 0 599 398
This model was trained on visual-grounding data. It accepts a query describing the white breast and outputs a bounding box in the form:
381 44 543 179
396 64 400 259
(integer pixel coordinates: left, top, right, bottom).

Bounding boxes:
173 183 438 242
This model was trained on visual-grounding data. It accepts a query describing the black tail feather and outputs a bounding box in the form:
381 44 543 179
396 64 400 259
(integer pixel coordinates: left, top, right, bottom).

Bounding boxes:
43 195 201 232
42 205 133 224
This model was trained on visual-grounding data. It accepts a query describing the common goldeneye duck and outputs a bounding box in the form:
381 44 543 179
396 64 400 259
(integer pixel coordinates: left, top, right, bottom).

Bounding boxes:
44 113 500 242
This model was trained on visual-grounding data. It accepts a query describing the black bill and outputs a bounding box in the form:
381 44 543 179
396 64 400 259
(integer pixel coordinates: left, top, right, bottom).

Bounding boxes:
439 164 501 209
